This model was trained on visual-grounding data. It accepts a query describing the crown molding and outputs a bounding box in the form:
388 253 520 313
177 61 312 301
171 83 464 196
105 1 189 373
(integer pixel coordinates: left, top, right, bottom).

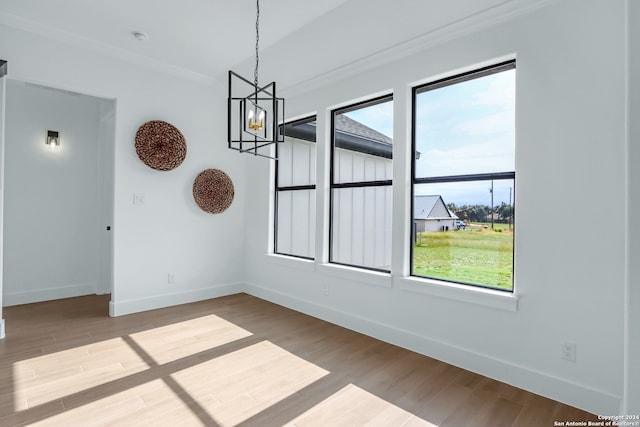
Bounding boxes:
0 0 558 92
281 0 558 97
0 12 215 85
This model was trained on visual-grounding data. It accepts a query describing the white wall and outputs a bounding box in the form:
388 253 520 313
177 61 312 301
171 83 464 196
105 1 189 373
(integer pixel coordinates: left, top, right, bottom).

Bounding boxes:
626 0 639 415
0 74 5 338
0 23 246 316
244 0 627 415
3 80 103 305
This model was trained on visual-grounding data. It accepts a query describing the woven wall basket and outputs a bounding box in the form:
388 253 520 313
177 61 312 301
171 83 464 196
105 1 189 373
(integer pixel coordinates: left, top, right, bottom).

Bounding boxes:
135 120 186 171
192 169 234 214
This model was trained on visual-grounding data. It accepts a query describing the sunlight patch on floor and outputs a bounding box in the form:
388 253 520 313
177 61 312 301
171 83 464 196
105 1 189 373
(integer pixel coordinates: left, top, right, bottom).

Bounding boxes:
286 383 438 426
171 340 329 426
13 337 148 410
27 379 205 427
129 314 253 364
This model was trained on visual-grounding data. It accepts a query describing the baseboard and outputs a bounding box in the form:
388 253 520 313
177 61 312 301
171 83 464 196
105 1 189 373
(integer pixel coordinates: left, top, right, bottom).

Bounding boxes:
245 281 621 416
3 283 96 306
0 318 5 339
109 282 245 317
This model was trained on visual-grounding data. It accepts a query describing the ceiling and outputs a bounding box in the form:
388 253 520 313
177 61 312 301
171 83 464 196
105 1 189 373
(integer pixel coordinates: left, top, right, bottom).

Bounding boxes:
0 0 540 89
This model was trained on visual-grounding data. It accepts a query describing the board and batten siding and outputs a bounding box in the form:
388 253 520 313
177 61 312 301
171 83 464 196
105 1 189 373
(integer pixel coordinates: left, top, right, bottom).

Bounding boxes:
276 141 393 269
332 148 392 270
276 136 316 258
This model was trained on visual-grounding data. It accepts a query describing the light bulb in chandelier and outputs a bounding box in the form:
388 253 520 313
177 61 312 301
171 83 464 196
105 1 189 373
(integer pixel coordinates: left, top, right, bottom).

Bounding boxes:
243 100 267 136
247 108 265 132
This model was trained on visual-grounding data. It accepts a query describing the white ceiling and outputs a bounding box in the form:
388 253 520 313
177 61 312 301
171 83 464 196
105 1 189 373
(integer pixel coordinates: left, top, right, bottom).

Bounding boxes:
0 0 543 89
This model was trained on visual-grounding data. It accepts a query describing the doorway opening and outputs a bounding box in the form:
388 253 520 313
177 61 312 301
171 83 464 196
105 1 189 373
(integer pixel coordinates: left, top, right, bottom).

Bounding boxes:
1 78 115 316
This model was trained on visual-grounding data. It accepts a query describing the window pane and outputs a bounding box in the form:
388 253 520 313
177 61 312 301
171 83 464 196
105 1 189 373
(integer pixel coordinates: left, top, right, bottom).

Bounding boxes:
331 186 392 271
275 117 316 259
412 180 514 290
276 190 315 259
334 99 393 184
415 68 515 178
278 121 316 187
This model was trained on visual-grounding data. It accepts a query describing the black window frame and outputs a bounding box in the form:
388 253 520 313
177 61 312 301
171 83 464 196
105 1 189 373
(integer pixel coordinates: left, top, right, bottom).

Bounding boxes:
329 94 394 273
410 60 516 292
274 116 317 260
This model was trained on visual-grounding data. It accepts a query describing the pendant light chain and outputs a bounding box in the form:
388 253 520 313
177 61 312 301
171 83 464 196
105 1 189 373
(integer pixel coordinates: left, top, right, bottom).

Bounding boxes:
254 0 260 89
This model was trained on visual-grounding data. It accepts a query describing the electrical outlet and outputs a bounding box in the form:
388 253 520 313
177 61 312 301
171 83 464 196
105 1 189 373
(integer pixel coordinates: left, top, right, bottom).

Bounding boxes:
168 273 175 284
323 284 329 296
561 341 576 362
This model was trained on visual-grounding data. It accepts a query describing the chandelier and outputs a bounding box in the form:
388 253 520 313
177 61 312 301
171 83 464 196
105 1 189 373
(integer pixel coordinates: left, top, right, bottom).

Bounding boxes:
227 0 284 159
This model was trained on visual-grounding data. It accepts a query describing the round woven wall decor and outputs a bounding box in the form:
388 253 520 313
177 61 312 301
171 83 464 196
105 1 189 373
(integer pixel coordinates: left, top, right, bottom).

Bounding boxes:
192 169 234 214
135 120 186 171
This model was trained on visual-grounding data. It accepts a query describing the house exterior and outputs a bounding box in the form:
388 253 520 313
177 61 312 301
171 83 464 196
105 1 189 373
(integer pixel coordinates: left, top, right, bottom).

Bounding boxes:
414 195 458 232
278 114 393 270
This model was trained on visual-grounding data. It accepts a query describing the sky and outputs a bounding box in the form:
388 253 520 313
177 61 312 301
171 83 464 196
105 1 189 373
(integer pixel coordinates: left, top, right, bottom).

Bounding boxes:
344 68 516 207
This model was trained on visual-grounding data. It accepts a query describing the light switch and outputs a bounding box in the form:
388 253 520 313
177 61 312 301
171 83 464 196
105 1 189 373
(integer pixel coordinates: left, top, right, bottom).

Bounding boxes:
133 193 145 205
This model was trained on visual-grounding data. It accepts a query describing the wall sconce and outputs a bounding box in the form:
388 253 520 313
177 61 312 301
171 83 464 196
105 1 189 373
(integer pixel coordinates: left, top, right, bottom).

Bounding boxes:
46 130 60 149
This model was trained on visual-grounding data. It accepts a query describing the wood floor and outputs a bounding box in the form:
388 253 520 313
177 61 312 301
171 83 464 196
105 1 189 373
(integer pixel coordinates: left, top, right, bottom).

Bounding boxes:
0 294 598 427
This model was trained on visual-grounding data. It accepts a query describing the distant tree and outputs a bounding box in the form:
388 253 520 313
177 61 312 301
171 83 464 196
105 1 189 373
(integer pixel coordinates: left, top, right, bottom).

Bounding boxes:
472 205 490 222
450 204 490 222
497 202 513 222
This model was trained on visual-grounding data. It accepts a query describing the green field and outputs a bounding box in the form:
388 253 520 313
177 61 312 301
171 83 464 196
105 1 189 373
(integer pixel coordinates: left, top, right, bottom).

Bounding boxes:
413 225 513 290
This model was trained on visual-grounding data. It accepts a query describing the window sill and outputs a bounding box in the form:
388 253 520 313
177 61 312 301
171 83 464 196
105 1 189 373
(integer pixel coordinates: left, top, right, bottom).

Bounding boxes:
395 276 518 312
265 254 316 272
316 263 393 288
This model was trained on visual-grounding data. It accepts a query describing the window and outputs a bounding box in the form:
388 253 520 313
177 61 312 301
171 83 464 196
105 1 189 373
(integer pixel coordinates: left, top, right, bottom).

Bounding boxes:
330 96 393 271
412 61 516 291
274 117 316 259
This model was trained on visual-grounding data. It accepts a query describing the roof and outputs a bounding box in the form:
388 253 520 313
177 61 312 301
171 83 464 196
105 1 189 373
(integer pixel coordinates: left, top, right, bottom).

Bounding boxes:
281 115 392 158
414 195 457 220
334 115 392 146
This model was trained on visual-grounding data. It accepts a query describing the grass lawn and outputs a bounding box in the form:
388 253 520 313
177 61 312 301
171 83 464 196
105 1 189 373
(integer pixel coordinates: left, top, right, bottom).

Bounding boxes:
413 226 513 290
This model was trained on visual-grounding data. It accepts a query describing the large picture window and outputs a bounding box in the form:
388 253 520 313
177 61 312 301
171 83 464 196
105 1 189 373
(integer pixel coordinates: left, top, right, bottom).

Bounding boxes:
330 96 393 271
412 61 516 291
274 117 316 259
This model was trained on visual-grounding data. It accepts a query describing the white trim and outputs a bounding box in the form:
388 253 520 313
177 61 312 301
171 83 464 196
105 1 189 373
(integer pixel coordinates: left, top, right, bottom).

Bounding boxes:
282 0 557 97
266 254 316 272
109 282 244 317
0 319 4 339
265 256 517 311
390 82 412 278
0 12 214 86
316 262 392 288
315 110 331 265
96 98 116 297
408 53 517 91
3 283 97 306
396 276 518 312
245 281 619 415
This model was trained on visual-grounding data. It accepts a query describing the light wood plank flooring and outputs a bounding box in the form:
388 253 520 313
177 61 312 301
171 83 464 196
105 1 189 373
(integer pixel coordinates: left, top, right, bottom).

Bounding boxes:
0 294 598 426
